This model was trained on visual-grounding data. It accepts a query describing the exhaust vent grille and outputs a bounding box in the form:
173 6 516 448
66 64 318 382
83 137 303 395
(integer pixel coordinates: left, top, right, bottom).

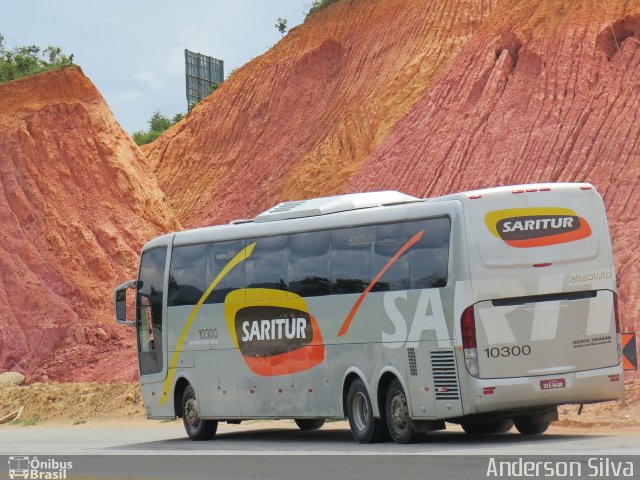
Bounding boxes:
407 348 417 376
430 350 460 400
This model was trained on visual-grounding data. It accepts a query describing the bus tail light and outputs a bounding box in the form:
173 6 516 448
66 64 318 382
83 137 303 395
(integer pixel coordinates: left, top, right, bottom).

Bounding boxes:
614 293 623 364
461 306 477 348
461 306 479 377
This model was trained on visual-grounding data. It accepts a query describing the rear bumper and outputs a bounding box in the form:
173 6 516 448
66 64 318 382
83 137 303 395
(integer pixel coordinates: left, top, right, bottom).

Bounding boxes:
464 364 624 414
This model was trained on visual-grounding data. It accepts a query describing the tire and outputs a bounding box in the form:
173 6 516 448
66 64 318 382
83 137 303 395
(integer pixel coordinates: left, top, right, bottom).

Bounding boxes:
346 379 388 443
182 385 218 441
461 419 514 435
294 419 326 431
385 378 420 444
514 416 550 435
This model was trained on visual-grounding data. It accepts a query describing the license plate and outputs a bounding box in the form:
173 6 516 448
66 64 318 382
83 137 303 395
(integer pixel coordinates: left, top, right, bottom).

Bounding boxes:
540 378 566 390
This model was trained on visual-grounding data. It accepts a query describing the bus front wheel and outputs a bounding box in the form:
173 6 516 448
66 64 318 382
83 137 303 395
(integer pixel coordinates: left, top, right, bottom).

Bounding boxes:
294 419 326 431
346 379 387 443
182 385 218 441
514 416 550 435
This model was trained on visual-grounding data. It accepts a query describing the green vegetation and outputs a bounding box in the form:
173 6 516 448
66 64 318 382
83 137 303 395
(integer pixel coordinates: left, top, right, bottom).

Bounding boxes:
12 416 41 427
73 418 87 425
275 18 288 37
0 33 74 84
132 110 184 146
307 0 340 17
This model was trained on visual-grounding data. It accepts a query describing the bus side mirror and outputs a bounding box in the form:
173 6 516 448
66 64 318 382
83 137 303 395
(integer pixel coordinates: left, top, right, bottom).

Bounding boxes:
114 280 136 326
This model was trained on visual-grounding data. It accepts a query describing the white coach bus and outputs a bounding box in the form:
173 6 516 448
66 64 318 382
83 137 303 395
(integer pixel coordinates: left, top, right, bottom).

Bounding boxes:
114 183 623 443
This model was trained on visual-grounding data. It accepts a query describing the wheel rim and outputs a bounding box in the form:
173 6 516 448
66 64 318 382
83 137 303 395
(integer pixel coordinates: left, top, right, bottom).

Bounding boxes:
184 397 200 429
352 392 370 432
388 391 409 433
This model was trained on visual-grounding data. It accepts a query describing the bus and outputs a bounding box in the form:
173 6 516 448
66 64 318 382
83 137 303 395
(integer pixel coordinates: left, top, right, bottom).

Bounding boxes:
114 183 624 443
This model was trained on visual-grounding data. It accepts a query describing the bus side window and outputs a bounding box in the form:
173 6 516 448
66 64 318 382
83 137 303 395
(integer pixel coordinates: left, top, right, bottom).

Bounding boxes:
407 217 451 289
331 226 374 294
168 244 206 307
246 235 288 292
288 230 331 296
371 222 410 292
206 240 246 304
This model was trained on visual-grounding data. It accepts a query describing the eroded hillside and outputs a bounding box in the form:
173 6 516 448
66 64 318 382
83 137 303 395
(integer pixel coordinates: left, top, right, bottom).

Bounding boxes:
0 67 179 382
146 0 498 227
347 0 640 334
1 0 639 383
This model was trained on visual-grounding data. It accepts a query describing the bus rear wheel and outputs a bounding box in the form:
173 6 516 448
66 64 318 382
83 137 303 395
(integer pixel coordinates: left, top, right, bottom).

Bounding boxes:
385 378 420 444
294 419 326 431
461 419 513 435
346 379 387 443
514 416 550 435
182 385 218 441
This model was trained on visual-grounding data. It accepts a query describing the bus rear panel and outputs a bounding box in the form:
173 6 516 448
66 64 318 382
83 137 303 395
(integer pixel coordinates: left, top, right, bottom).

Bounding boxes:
454 183 622 415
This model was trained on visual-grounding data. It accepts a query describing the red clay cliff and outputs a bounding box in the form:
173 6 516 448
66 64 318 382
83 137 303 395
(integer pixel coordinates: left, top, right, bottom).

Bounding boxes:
0 67 179 382
1 0 638 381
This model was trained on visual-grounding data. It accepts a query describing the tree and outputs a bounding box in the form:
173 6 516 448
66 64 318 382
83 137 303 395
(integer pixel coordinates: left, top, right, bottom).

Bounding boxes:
0 33 74 83
132 110 184 146
149 110 172 132
275 18 288 37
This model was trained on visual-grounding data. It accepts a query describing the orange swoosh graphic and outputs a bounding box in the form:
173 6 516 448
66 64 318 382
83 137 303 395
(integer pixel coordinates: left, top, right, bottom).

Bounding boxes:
337 229 425 337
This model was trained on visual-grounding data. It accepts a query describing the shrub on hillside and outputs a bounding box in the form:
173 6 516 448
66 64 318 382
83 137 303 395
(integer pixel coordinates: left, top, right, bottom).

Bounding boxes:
132 111 184 146
307 0 340 17
0 33 74 83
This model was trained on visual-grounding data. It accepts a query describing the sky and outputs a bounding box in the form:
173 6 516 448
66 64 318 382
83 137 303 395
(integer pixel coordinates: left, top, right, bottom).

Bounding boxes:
3 0 308 133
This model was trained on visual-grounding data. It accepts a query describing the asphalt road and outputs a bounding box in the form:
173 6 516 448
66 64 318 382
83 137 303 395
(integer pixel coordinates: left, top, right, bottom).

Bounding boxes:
0 421 638 479
0 420 639 455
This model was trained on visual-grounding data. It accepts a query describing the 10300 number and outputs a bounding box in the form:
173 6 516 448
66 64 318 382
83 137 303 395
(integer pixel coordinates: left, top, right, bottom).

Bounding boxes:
483 345 531 358
198 328 218 339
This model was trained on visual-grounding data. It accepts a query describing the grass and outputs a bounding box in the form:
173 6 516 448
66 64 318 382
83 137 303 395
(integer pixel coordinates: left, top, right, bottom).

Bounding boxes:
12 416 41 427
73 418 87 425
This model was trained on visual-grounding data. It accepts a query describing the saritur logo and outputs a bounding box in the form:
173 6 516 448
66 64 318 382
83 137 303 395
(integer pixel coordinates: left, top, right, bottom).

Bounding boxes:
485 207 592 248
224 288 324 376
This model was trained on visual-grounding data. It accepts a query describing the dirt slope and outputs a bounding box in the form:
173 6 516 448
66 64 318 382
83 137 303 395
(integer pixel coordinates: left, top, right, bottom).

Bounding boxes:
146 0 498 227
0 67 179 382
347 0 640 336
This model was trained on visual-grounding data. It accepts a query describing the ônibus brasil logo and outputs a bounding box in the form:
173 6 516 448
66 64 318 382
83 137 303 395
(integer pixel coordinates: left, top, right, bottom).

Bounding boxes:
8 456 72 479
485 207 592 248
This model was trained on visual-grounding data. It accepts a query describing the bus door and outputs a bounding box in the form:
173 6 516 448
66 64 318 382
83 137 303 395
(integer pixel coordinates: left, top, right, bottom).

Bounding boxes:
135 247 169 417
137 247 167 377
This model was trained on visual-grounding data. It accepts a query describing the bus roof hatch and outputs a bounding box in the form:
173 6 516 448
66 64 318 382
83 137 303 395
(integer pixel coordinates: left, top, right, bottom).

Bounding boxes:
254 191 418 223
